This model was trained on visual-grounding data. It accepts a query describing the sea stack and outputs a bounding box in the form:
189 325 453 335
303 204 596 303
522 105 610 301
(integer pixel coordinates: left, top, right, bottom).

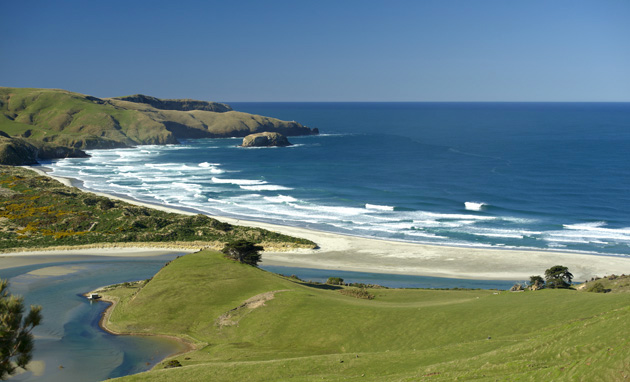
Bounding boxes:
241 132 292 147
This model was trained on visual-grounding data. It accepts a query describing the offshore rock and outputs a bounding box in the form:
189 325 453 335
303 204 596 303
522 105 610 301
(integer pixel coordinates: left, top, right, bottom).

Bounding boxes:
241 132 292 147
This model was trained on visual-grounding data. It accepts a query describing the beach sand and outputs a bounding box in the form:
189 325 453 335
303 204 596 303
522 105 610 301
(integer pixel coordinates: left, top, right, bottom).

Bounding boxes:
7 165 630 281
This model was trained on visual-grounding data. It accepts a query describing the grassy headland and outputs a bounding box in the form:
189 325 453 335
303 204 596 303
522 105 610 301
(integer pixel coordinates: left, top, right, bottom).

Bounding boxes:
100 250 630 381
0 166 314 251
0 87 317 165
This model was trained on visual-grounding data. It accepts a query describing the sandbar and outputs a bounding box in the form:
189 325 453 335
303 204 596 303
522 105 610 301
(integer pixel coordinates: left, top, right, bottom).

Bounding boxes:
7 166 630 281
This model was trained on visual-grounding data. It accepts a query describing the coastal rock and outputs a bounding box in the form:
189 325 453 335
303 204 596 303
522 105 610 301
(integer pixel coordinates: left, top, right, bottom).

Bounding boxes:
241 132 292 147
0 135 89 165
0 136 38 165
33 142 89 160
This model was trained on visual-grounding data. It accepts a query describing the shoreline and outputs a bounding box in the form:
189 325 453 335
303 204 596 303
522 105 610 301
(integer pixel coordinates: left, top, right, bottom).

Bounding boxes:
93 292 198 359
14 165 630 281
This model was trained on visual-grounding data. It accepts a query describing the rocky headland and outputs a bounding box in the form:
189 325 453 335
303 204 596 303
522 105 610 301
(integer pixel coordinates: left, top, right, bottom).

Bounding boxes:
0 87 318 165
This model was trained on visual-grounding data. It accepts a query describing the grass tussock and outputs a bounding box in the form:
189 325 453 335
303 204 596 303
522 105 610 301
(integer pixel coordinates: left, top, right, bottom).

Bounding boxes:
339 287 375 300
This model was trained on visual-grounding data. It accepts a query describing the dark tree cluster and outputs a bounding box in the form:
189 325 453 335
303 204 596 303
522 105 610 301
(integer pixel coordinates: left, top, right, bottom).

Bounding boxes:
1 279 42 380
529 265 574 290
221 240 263 266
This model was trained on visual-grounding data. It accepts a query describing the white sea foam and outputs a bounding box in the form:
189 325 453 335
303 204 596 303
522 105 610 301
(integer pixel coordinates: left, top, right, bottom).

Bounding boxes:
240 185 293 191
198 162 221 167
365 203 395 211
468 232 524 239
290 203 367 216
171 182 202 192
264 195 298 203
543 222 630 244
564 221 630 235
404 231 450 239
144 163 199 172
423 211 495 221
464 201 486 211
211 177 266 186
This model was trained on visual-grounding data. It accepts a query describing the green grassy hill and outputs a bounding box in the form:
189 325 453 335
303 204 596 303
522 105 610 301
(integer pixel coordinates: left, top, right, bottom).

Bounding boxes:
0 87 317 164
104 250 630 381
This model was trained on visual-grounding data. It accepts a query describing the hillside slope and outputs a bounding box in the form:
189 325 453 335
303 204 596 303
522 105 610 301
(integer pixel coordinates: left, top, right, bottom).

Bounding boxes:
0 87 317 164
105 251 630 381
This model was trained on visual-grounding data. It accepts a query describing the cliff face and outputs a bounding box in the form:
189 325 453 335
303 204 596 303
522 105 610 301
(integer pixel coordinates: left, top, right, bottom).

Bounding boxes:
0 136 38 165
0 87 318 165
0 134 88 165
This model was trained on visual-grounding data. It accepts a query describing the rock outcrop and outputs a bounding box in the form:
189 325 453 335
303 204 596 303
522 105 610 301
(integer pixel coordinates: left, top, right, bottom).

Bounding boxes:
241 132 292 147
0 135 88 165
0 136 38 165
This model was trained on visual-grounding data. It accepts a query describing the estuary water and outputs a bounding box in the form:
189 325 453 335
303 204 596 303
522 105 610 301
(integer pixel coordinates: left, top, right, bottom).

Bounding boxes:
0 255 516 381
47 102 630 256
0 254 187 382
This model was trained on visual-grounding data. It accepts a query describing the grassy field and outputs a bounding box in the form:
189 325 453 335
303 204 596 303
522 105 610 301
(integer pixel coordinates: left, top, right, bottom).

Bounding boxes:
103 250 630 381
0 166 314 251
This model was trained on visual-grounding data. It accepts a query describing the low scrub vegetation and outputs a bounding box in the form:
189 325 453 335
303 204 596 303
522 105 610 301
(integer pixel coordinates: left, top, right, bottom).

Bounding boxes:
0 166 315 251
339 287 375 300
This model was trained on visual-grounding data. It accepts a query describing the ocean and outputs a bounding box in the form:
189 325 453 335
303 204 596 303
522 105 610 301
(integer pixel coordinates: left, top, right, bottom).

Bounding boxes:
47 102 630 256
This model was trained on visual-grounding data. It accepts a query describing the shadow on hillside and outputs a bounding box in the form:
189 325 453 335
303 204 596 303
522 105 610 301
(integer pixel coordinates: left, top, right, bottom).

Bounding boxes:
300 283 343 291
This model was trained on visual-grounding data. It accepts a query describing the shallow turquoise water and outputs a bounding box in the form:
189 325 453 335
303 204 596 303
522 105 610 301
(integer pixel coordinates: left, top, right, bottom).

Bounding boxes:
0 254 187 382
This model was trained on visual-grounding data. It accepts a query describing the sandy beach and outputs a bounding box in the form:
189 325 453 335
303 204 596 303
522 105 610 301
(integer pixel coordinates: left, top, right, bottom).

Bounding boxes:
6 165 630 281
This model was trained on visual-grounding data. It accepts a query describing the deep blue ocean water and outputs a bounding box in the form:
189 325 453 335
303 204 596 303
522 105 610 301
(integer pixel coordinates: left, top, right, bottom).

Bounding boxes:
47 103 630 256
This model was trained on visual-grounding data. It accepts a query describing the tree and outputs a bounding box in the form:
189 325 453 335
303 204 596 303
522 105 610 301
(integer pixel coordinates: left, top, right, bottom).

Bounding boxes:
1 279 42 380
326 277 344 285
544 265 574 289
529 275 545 290
221 239 263 266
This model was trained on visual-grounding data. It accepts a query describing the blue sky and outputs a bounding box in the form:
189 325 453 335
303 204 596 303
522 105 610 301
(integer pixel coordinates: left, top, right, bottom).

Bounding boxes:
1 0 629 101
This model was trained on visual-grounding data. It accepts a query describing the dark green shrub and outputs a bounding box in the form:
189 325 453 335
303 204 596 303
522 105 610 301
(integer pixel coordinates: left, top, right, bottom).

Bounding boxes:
339 288 374 300
529 275 545 290
98 199 115 210
221 239 263 266
327 277 344 285
163 359 182 368
586 282 610 293
545 265 573 289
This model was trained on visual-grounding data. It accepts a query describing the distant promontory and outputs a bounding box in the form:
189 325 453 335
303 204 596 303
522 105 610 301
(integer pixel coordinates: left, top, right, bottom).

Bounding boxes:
0 87 318 165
